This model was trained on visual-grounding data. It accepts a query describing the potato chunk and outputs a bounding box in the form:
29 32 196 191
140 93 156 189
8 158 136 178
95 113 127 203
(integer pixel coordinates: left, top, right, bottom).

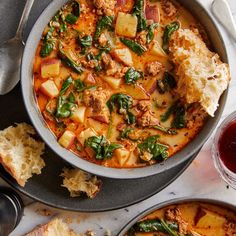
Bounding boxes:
196 209 226 228
103 76 121 89
40 80 59 98
113 48 133 66
116 12 138 38
71 107 86 123
150 40 167 58
115 148 130 166
78 128 97 145
58 130 76 149
124 84 150 100
41 59 60 78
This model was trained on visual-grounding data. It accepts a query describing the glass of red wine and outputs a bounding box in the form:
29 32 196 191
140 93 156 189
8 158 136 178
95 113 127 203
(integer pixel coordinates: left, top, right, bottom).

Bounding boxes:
212 111 236 189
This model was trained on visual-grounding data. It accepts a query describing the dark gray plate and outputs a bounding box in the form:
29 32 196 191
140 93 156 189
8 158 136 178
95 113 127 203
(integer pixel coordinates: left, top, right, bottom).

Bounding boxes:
0 86 199 212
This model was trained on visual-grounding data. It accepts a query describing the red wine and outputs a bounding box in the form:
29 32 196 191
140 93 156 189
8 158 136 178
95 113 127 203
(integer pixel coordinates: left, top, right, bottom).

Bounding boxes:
219 121 236 173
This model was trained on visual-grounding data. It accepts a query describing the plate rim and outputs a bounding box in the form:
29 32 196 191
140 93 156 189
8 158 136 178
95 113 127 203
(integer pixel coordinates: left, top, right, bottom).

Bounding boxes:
0 148 200 212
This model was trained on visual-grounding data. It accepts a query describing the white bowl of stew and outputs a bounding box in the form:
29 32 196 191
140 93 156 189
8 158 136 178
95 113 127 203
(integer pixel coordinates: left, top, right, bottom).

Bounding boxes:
21 0 229 179
118 198 236 235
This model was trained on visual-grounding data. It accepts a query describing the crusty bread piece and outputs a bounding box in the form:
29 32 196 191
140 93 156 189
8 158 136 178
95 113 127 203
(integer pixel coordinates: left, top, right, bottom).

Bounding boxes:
169 29 230 117
61 168 101 198
0 123 45 186
25 218 78 236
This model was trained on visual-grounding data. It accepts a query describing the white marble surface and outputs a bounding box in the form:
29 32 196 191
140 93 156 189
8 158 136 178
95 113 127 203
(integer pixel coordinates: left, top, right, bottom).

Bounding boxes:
2 0 236 235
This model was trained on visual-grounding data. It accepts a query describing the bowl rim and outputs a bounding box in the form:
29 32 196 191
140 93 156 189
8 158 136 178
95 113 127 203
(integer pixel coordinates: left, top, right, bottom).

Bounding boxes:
117 197 236 236
21 0 229 179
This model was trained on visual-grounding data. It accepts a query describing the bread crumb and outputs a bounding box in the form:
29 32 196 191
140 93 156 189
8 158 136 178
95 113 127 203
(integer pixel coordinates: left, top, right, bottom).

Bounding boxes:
35 208 53 217
104 229 111 236
85 230 96 236
61 168 102 198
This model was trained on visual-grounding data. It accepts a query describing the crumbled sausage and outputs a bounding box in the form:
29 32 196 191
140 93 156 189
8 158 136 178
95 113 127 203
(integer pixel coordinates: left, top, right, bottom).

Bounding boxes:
102 53 119 76
161 0 178 18
165 208 188 234
137 111 159 127
84 89 110 123
83 89 109 113
224 221 236 236
81 59 97 69
115 66 129 78
136 31 148 46
186 103 207 129
137 100 151 112
93 0 116 16
145 61 163 76
116 122 126 131
98 33 108 47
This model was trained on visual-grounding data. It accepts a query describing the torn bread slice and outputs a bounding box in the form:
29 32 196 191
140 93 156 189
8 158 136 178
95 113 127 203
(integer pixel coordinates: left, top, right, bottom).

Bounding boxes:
169 29 230 117
61 168 101 198
0 123 45 187
25 218 78 236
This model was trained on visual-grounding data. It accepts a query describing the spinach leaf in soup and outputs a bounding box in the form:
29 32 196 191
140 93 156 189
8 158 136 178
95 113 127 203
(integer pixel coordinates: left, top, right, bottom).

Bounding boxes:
74 79 86 92
120 127 139 141
56 96 76 118
157 72 177 94
65 13 78 24
161 101 186 129
107 94 136 125
71 0 80 17
74 79 96 92
68 92 76 103
85 136 122 160
94 16 114 41
152 125 177 135
120 38 147 56
133 0 147 32
132 219 179 233
126 111 136 125
172 106 186 129
58 43 83 74
138 135 169 162
40 27 55 58
162 21 180 52
125 68 143 84
78 35 93 54
51 10 67 33
107 93 133 114
60 76 73 95
146 23 159 44
55 76 76 118
65 1 81 24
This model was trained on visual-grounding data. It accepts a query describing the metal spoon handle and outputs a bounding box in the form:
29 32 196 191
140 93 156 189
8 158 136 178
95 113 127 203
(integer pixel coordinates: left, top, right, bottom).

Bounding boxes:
212 0 236 43
15 0 35 39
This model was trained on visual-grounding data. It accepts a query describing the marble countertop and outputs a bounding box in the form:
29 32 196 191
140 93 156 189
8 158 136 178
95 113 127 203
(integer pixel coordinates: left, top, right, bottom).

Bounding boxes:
1 0 236 235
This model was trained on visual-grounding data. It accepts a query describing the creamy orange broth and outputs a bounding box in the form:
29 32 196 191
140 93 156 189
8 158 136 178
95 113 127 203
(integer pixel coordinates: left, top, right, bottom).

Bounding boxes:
125 202 236 235
33 0 207 168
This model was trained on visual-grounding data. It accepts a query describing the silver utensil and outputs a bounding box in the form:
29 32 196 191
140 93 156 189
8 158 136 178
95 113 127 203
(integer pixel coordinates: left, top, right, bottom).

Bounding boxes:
212 0 236 43
0 0 35 95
